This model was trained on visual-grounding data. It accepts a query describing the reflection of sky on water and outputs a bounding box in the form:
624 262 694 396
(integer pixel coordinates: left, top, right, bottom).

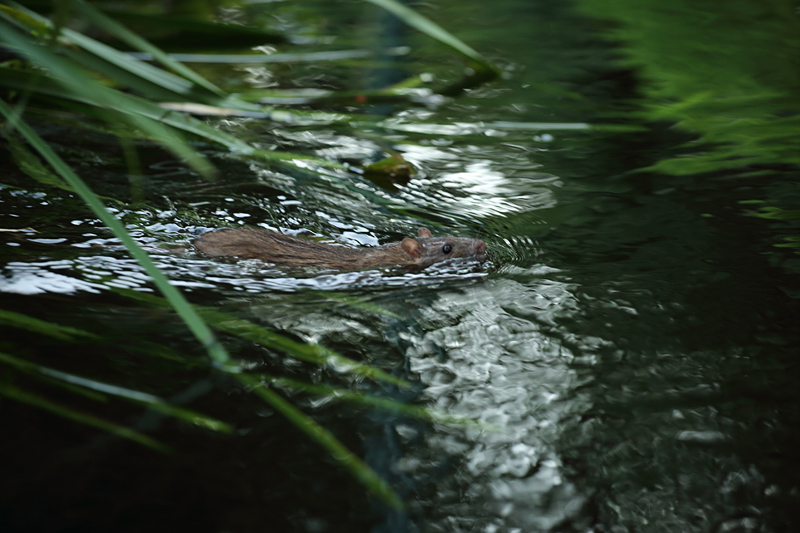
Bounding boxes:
398 143 558 219
383 120 589 136
1 261 107 295
435 160 557 215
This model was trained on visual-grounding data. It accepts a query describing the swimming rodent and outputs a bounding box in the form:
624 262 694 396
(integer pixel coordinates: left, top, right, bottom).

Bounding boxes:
193 227 487 271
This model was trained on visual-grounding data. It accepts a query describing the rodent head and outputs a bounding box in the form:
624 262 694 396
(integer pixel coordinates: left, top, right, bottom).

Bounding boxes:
400 227 487 268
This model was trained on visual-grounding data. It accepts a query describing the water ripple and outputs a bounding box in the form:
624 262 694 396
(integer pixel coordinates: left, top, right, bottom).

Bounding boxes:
398 277 588 530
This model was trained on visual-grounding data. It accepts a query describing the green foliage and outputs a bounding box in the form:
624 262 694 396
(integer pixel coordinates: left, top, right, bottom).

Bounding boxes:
0 0 499 507
120 288 410 388
239 373 405 510
0 350 232 433
0 308 97 340
0 97 406 506
578 0 800 175
364 0 501 91
577 0 800 267
0 381 174 452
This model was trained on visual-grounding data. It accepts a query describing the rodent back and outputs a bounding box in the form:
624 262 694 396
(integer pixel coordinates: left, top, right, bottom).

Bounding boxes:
194 228 376 268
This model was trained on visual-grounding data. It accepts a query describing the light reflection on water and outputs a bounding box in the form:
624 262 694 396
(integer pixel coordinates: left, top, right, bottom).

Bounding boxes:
392 144 558 225
2 260 107 295
382 120 590 136
401 276 589 530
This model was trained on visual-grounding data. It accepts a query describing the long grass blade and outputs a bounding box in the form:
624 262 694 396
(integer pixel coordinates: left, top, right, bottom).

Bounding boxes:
364 0 500 77
0 13 214 176
72 0 226 98
6 132 127 203
10 1 223 101
6 133 72 191
0 382 172 452
316 292 401 318
0 98 231 369
238 373 403 509
115 288 409 388
0 308 97 341
0 351 232 432
125 47 410 64
263 374 489 429
99 9 287 48
0 65 347 171
197 308 410 388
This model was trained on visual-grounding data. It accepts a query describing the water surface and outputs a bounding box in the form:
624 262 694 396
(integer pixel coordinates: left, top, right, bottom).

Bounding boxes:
1 0 799 532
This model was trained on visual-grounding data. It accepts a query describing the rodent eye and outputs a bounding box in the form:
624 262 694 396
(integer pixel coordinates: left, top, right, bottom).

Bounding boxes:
442 244 453 254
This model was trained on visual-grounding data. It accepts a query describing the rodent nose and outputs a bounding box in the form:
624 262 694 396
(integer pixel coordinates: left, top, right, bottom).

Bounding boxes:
476 240 486 254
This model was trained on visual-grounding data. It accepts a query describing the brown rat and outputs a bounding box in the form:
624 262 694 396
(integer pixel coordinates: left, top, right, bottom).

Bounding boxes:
193 227 486 271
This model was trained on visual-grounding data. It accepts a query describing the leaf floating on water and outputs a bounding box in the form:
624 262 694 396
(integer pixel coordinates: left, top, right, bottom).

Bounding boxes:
361 152 415 190
364 152 413 179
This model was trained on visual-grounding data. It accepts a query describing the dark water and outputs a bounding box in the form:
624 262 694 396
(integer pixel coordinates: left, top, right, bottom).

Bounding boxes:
2 0 799 532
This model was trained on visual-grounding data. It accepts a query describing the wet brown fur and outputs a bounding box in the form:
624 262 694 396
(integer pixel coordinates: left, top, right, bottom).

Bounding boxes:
194 227 486 270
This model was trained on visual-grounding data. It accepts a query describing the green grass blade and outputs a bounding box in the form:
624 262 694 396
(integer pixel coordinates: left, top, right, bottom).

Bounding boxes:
125 47 409 65
99 10 287 49
7 2 268 111
0 351 232 432
9 1 218 101
263 374 490 429
0 382 171 452
238 373 403 509
0 98 231 370
113 289 408 388
73 0 225 98
6 132 124 204
6 133 72 191
0 4 48 34
0 308 97 341
364 0 500 77
0 14 214 176
34 373 110 403
0 65 345 172
60 45 201 102
196 307 410 388
317 292 401 318
0 64 249 155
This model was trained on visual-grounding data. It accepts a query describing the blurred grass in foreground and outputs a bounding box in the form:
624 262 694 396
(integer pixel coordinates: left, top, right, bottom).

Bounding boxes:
0 0 499 507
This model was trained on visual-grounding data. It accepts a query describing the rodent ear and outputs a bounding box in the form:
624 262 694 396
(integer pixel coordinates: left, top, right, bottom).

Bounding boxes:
401 237 423 258
417 227 433 238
